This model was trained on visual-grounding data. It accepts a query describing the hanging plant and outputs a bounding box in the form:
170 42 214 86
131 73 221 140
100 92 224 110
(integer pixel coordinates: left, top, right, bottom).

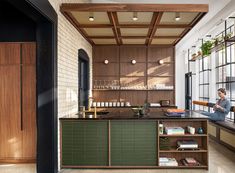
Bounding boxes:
201 41 213 56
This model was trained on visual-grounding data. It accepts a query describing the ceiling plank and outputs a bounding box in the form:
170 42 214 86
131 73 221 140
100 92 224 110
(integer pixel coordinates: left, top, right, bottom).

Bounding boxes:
146 12 163 45
61 11 94 45
173 12 206 45
61 3 209 12
107 12 121 45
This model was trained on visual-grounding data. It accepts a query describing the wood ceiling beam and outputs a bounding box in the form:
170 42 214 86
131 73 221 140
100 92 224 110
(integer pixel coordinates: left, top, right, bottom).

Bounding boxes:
61 3 208 13
146 12 163 45
61 11 94 45
113 12 123 44
107 12 121 45
88 36 181 39
79 24 191 29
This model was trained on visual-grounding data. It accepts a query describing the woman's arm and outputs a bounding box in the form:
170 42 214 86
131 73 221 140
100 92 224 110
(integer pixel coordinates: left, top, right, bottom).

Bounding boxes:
217 100 231 114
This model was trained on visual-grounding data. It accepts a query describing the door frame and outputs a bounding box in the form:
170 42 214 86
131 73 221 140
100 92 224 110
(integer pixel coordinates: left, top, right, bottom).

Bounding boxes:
1 0 58 172
78 49 90 109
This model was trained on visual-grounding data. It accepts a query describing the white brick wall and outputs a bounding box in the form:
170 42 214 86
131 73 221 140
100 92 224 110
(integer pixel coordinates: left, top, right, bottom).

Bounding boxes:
48 0 92 170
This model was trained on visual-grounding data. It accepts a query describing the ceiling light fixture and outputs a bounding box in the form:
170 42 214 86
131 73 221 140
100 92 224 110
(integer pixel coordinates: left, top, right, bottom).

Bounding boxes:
132 12 138 21
175 12 181 21
89 12 94 22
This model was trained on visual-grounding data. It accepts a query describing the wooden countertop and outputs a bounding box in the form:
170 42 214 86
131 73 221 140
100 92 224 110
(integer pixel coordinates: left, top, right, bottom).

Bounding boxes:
60 110 208 120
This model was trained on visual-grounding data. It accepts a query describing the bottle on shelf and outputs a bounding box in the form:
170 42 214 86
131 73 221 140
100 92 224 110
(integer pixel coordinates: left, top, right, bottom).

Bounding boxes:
159 121 164 135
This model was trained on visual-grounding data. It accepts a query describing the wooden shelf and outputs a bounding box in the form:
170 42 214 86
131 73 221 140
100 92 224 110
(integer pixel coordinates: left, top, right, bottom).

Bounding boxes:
159 165 208 169
159 148 207 153
93 89 174 91
159 134 207 137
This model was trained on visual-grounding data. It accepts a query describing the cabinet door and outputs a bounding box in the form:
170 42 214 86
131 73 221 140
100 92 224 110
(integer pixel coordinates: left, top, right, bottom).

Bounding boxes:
62 121 108 166
22 43 36 159
111 120 157 166
0 66 22 159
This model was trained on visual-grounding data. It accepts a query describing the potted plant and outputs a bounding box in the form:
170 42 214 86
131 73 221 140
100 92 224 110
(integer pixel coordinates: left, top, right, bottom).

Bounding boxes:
201 40 213 56
191 53 197 60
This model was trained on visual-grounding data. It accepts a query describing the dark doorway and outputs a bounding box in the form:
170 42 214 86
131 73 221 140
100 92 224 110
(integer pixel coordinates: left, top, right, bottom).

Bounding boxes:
185 72 193 110
79 49 90 109
1 0 58 172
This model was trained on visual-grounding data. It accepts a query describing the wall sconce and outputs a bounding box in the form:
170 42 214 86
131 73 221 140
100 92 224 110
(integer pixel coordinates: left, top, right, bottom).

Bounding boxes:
158 60 164 65
104 59 109 64
131 59 136 65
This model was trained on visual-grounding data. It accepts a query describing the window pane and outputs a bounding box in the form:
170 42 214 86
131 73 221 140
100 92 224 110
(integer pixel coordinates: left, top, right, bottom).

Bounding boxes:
199 73 203 83
231 44 235 62
199 85 204 97
230 82 235 100
199 59 203 71
204 85 209 97
204 71 209 83
226 46 231 63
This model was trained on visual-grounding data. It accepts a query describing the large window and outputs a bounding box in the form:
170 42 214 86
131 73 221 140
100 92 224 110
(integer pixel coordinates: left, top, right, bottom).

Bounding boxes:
215 23 235 122
199 53 211 111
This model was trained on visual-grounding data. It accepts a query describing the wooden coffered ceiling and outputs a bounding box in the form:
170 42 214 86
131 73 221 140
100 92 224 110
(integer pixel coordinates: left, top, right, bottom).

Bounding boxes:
60 3 208 46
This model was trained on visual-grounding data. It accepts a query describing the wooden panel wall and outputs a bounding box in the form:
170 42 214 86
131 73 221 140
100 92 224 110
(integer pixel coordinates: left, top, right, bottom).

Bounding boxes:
93 45 175 106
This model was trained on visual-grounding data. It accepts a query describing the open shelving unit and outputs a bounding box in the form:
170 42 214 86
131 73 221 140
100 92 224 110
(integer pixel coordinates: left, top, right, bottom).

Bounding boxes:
158 119 209 169
92 45 175 106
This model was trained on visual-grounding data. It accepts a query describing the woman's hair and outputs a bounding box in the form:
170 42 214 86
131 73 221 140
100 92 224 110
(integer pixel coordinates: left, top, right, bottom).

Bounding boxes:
218 88 226 95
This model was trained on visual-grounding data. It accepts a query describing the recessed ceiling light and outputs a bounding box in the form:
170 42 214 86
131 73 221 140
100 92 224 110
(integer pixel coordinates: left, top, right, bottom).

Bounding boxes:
89 12 94 22
132 12 138 21
175 12 181 21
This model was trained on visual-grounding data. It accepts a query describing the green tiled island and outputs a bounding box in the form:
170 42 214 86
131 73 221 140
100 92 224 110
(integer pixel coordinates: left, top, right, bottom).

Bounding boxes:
60 110 209 169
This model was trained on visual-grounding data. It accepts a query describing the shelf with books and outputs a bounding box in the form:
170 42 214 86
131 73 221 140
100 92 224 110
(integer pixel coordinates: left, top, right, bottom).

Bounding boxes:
159 148 207 153
159 134 207 137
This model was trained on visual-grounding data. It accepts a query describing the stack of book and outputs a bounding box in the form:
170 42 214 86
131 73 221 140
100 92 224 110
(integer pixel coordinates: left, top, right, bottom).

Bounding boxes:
165 109 185 117
177 139 198 149
181 157 201 166
159 157 178 166
164 127 185 135
159 137 170 150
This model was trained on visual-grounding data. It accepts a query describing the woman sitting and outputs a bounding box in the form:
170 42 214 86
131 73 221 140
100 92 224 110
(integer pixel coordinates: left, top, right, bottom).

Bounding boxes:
202 88 231 121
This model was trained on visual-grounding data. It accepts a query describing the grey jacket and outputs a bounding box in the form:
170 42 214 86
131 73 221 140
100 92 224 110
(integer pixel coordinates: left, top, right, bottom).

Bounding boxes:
214 98 231 116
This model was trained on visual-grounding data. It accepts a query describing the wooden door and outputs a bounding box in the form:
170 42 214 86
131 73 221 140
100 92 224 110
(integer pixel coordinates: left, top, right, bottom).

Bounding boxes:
0 43 22 159
22 43 36 159
0 42 36 162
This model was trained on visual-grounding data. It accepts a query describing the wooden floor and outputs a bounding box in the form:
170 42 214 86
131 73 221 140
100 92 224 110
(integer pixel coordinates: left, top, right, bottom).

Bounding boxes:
0 139 234 173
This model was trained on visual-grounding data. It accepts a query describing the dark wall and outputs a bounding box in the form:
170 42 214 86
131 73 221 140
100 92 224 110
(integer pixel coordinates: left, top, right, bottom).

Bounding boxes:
0 1 36 42
0 0 58 173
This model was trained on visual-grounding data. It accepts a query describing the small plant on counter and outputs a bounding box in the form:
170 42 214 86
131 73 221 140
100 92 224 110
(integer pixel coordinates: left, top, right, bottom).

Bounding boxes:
201 40 213 56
